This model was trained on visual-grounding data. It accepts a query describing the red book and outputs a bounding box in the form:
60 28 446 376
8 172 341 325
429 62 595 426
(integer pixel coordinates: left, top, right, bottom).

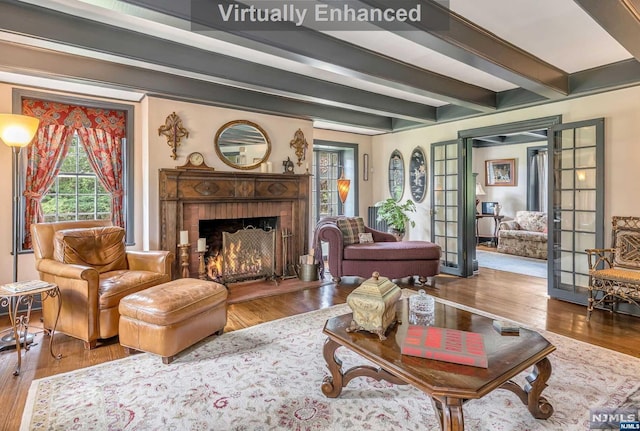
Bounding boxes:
401 326 488 368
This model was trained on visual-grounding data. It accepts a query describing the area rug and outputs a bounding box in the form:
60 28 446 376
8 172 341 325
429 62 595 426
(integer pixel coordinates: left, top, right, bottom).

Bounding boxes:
477 249 547 278
227 277 330 304
21 292 639 431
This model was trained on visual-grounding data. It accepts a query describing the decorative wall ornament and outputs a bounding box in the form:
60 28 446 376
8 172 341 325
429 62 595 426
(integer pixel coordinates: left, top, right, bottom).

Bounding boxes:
388 149 405 202
289 128 308 166
409 146 427 202
158 112 189 160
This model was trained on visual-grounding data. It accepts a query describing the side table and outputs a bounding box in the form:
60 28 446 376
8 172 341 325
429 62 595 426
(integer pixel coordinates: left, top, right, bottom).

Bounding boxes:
476 214 505 246
0 282 62 376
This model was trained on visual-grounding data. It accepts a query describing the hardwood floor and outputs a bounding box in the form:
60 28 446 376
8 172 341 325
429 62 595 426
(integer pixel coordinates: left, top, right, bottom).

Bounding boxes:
2 268 639 430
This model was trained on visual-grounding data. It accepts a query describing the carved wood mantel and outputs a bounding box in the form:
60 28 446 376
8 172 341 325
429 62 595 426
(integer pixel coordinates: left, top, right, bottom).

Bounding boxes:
159 169 311 278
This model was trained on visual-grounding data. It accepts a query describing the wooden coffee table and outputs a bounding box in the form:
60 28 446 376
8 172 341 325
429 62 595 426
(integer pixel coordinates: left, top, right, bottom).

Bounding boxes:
321 298 555 431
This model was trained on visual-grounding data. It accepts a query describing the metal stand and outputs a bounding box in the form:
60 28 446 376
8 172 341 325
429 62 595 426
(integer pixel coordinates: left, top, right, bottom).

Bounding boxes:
0 330 33 351
178 244 191 278
197 251 207 280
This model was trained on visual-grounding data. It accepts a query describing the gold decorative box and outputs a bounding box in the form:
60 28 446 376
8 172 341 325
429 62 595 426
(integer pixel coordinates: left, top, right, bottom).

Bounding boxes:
346 271 401 340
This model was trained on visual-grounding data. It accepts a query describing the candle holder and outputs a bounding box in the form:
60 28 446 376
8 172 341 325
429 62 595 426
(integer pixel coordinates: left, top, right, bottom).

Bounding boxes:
178 244 191 278
198 250 207 280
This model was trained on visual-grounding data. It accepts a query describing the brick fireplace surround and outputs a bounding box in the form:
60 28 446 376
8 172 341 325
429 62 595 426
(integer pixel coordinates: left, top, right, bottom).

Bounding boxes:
159 169 311 279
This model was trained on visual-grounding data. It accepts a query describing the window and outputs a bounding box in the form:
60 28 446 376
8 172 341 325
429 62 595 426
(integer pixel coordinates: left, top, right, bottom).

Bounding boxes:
41 132 112 222
15 89 134 248
312 141 358 222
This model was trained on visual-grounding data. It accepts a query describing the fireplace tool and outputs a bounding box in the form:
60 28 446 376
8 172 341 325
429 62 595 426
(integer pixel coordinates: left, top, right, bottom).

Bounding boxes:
281 229 296 279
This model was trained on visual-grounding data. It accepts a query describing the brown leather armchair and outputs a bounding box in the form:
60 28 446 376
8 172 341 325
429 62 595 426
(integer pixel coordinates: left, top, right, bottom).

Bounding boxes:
31 220 174 349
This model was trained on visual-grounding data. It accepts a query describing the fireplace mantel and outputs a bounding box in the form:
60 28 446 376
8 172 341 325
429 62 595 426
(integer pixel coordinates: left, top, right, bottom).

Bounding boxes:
159 169 311 278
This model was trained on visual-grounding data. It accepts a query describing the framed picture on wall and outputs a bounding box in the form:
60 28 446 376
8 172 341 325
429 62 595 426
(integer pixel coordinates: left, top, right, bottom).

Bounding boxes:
485 158 516 186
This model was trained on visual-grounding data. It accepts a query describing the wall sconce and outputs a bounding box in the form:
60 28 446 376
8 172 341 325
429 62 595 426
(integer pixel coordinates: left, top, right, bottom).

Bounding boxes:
337 169 351 206
0 114 41 282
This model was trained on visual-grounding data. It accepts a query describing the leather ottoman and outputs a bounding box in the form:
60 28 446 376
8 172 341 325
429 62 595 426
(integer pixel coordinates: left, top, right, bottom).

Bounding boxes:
119 278 227 364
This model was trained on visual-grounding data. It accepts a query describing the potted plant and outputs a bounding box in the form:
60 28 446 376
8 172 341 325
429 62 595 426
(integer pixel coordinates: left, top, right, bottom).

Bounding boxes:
375 198 416 240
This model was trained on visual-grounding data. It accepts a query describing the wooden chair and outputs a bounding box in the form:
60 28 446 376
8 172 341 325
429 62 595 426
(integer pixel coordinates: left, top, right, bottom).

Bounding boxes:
585 216 640 320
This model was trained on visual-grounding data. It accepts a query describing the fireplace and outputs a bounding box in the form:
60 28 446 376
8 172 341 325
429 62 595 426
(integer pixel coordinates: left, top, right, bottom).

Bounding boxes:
159 169 310 280
200 217 277 283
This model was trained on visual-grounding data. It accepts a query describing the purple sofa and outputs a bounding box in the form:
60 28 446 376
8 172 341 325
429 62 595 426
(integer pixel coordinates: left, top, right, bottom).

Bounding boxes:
314 217 441 285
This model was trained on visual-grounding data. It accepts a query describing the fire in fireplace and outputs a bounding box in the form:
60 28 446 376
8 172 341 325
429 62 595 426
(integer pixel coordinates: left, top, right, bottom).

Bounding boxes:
200 217 277 284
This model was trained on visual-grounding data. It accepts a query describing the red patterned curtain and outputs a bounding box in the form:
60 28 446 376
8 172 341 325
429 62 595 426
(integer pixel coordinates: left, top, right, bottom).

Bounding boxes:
76 127 125 227
21 99 127 247
22 125 73 249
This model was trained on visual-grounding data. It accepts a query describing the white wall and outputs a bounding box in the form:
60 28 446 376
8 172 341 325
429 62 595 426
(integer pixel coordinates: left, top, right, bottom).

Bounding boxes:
3 81 640 283
0 88 371 284
371 85 640 243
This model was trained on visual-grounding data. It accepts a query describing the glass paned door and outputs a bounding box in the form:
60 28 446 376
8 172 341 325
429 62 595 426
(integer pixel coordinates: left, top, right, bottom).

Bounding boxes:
431 140 465 276
548 119 604 304
313 150 341 222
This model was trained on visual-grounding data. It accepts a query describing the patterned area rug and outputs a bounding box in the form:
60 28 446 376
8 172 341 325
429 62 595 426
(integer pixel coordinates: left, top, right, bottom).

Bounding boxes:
22 292 639 430
477 249 547 278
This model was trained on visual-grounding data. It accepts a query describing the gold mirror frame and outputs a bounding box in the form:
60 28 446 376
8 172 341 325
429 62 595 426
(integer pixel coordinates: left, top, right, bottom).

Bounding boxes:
214 120 271 170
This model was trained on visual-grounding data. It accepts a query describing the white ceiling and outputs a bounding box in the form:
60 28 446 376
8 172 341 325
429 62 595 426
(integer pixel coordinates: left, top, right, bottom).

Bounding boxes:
1 0 637 135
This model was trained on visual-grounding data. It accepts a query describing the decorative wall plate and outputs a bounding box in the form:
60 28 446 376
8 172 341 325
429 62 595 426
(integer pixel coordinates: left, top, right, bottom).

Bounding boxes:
388 150 405 202
409 146 427 202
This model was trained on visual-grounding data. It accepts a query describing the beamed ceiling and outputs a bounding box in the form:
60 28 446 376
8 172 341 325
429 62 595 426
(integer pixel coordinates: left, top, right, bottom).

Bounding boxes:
0 0 639 135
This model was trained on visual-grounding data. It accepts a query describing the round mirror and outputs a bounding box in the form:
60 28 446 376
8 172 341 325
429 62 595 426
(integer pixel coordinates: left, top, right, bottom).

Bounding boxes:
214 120 271 170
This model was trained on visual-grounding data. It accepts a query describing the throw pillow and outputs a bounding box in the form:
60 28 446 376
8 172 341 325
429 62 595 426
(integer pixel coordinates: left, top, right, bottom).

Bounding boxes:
54 226 128 273
359 232 374 244
336 217 365 246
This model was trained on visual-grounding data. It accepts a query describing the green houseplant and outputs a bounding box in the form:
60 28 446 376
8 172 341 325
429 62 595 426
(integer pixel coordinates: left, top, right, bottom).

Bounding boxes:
375 198 416 240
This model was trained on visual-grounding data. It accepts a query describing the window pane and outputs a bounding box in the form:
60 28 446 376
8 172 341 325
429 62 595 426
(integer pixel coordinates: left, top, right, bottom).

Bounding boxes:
77 146 93 173
41 194 56 215
78 196 96 214
78 177 96 194
59 139 77 172
97 194 111 213
58 177 76 194
57 193 76 212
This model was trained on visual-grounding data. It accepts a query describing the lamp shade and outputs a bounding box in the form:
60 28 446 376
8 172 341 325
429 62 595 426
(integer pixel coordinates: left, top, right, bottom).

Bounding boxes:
475 182 486 196
337 168 351 204
0 114 40 148
337 176 351 204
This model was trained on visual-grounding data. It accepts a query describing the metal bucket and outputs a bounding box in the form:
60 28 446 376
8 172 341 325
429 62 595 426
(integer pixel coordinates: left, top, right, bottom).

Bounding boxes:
298 263 319 281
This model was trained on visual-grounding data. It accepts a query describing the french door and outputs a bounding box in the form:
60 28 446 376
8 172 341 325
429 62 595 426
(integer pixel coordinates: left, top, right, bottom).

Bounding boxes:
547 118 604 304
431 139 470 276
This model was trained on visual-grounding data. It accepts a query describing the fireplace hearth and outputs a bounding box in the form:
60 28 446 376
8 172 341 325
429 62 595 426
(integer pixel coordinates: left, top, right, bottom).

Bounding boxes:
201 217 277 284
159 169 310 280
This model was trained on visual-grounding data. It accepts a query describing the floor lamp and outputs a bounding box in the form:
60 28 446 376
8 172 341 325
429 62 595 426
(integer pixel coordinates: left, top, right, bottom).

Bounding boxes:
0 114 41 348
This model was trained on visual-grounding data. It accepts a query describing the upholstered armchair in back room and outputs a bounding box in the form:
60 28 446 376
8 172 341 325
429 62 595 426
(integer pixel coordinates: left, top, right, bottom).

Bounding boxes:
314 216 441 285
31 220 174 349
